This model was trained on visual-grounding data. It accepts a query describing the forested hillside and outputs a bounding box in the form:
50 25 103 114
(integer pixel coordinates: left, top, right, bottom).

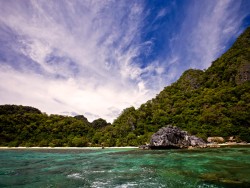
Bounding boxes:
109 27 250 144
0 27 249 147
0 105 109 147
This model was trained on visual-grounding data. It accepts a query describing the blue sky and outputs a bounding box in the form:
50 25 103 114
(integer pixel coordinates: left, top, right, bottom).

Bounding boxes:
0 0 249 122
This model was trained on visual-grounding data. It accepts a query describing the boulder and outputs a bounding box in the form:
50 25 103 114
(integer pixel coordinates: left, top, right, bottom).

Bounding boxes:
149 125 207 149
139 145 150 150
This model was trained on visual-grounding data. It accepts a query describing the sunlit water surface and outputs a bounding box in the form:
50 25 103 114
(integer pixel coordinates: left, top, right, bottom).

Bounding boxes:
0 147 249 188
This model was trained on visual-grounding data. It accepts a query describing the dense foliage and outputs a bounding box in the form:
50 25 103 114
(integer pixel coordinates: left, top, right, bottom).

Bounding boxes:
109 27 250 144
0 110 92 147
108 27 250 144
0 27 249 147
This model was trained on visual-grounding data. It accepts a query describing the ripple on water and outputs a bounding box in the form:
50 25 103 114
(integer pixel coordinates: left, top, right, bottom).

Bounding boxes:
67 173 84 179
0 147 249 188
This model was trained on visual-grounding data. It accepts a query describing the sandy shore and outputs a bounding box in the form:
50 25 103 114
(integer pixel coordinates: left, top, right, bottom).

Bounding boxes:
0 143 249 150
0 146 138 150
207 143 250 148
218 143 250 146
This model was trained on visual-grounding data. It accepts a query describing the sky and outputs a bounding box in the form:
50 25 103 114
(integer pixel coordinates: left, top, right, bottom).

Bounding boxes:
0 0 250 122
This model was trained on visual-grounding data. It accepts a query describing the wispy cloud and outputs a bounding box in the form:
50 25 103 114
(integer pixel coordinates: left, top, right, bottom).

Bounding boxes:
0 0 249 122
185 0 244 68
159 0 249 84
0 0 155 122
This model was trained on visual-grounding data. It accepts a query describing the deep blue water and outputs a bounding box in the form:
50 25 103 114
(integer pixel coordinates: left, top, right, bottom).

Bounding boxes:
0 147 250 188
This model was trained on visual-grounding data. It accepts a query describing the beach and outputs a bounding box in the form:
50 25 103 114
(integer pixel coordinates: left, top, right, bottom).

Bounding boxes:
0 143 249 150
0 146 139 150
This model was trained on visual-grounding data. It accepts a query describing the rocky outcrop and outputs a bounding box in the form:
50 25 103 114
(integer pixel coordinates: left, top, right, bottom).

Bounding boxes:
236 63 250 85
149 125 207 149
139 145 150 150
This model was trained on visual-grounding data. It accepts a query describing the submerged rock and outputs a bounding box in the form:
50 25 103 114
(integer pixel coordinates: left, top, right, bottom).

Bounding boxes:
149 125 207 149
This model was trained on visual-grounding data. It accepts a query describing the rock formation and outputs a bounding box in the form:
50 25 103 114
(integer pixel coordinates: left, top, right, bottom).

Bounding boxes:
149 125 207 149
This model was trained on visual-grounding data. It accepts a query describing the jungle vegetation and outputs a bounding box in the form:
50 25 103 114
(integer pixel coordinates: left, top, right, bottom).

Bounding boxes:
0 27 250 147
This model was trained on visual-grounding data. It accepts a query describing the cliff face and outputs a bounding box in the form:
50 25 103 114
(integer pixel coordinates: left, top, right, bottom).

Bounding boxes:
175 69 204 91
236 63 250 85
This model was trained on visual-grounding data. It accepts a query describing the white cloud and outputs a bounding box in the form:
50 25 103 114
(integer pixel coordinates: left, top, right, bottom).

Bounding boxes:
0 0 157 122
183 0 244 69
156 8 169 19
0 0 248 122
160 0 247 86
0 63 152 122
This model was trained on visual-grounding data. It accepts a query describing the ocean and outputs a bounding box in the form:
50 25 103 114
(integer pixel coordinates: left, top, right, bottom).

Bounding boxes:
0 147 249 188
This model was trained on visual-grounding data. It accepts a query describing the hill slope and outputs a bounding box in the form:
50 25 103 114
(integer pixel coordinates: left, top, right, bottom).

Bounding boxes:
107 27 250 145
0 27 249 147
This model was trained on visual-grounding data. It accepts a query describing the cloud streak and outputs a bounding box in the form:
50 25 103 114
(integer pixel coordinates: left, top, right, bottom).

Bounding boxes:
0 0 249 122
0 0 153 122
159 0 249 84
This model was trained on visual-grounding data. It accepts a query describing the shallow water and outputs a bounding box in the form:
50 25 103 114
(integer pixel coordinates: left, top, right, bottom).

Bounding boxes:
0 147 249 188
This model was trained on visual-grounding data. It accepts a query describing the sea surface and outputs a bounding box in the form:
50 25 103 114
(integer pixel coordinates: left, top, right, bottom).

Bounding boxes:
0 147 249 188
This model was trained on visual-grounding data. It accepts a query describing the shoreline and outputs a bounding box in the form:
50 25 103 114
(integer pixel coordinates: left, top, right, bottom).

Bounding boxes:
218 143 250 146
0 143 250 150
0 146 138 150
204 142 250 148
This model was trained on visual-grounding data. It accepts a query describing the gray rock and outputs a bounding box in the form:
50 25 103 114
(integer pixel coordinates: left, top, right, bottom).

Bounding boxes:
138 145 150 150
149 125 206 149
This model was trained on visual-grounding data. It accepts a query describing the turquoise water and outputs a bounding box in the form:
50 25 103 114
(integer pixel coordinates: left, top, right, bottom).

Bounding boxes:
0 147 250 188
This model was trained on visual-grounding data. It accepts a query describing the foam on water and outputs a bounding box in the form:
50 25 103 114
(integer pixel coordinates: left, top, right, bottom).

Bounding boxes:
114 182 138 188
67 173 83 179
91 180 110 188
0 147 249 187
